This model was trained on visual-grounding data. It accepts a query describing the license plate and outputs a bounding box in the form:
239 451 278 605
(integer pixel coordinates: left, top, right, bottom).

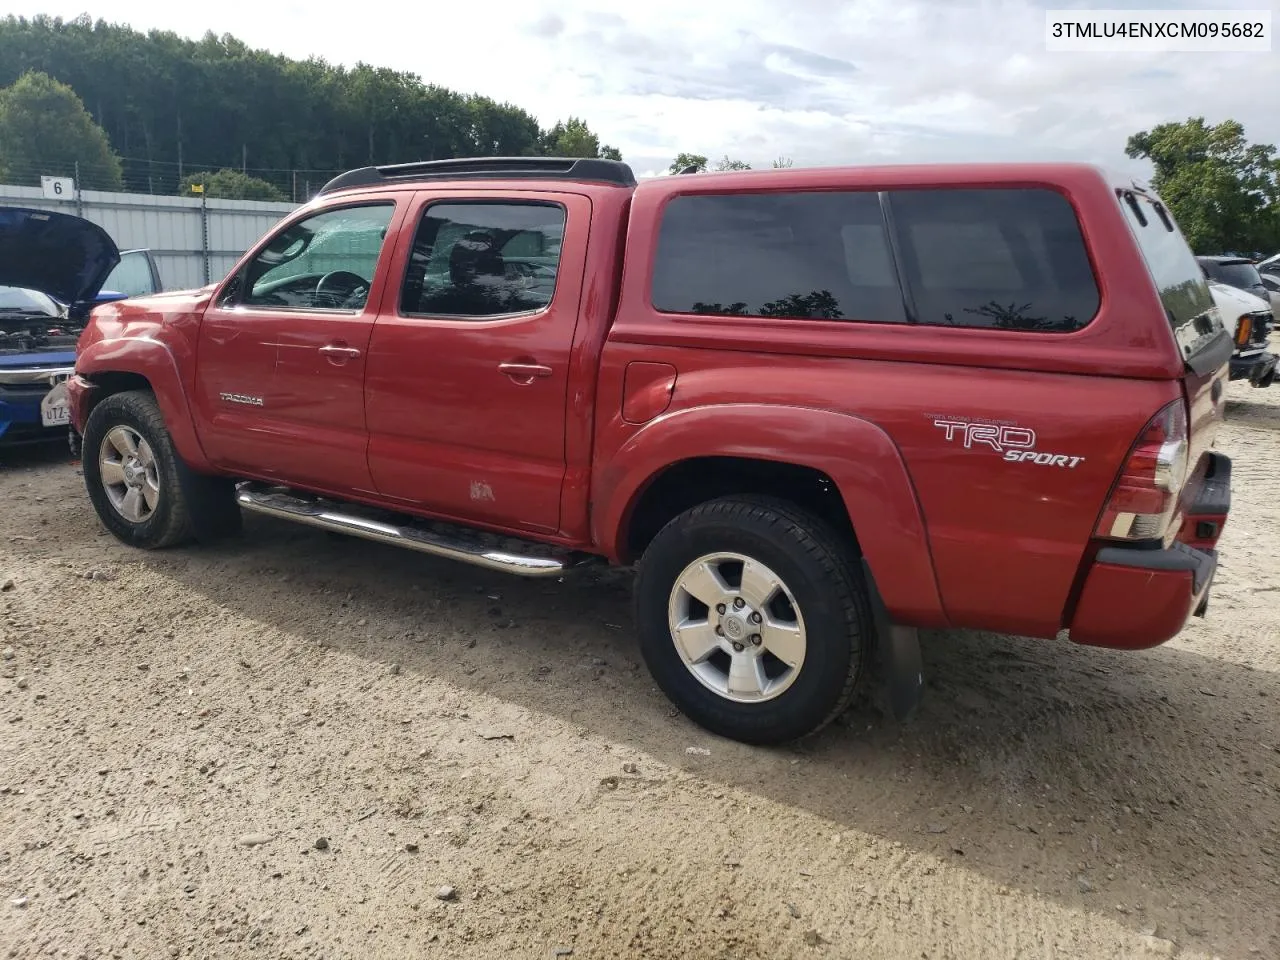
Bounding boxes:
41 380 70 428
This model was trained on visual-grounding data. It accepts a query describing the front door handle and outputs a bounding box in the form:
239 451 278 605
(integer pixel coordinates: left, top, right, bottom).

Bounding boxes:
498 361 552 383
320 343 361 361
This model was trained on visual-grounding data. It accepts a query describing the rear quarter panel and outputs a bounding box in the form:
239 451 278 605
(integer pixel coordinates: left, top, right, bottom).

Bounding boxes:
595 344 1178 635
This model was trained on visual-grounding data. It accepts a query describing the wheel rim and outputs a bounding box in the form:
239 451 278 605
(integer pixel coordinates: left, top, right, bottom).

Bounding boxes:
667 552 807 703
99 426 161 524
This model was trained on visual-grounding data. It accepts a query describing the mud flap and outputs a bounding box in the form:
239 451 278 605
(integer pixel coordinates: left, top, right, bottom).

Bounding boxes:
174 457 243 543
861 558 923 723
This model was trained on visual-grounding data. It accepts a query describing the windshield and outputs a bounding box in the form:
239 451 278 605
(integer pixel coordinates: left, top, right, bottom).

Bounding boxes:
1204 260 1264 290
0 285 62 316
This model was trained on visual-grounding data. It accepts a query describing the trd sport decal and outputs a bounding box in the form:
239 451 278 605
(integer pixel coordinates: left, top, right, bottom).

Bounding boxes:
931 417 1086 468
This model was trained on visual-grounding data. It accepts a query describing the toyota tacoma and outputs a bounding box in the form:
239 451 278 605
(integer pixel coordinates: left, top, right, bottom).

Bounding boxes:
67 158 1233 744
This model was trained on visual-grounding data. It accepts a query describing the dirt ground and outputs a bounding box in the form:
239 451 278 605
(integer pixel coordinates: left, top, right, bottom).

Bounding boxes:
1 384 1277 960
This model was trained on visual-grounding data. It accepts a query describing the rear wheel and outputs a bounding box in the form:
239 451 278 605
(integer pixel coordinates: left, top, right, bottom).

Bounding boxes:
82 390 238 548
634 496 872 745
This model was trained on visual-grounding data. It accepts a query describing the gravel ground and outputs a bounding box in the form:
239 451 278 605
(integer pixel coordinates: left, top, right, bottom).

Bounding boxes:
1 382 1278 960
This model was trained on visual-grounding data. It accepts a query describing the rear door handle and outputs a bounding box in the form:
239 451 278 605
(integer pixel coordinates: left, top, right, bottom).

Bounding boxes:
498 361 552 382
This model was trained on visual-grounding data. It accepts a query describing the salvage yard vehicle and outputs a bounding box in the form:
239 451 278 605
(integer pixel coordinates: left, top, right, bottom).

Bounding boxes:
0 206 159 446
67 158 1232 744
1206 279 1276 388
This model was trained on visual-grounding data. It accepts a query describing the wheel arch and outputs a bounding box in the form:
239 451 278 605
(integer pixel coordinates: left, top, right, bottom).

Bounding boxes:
593 403 948 628
76 339 211 471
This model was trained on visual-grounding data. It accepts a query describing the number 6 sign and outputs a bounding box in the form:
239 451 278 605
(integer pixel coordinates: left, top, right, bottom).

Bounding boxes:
40 176 75 200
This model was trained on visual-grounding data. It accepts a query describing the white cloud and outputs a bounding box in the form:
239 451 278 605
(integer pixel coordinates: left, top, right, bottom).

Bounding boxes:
8 0 1277 177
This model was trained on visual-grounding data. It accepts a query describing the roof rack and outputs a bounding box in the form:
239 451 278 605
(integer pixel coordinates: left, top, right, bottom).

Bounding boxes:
318 157 637 195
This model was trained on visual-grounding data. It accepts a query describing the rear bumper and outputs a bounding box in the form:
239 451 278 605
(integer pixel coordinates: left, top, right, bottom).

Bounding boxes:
1070 451 1229 650
1070 543 1217 650
1229 349 1276 386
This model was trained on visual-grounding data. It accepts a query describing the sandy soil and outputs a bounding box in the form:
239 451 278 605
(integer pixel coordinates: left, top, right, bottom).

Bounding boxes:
1 382 1278 960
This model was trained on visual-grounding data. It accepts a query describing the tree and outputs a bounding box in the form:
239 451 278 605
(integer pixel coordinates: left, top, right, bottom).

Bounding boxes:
668 152 708 174
540 116 622 161
0 69 121 188
713 155 751 171
1125 118 1280 254
179 168 286 200
0 16 616 192
771 156 794 169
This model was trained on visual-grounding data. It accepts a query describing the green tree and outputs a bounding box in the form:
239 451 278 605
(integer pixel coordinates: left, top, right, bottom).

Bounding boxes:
0 69 121 188
714 155 751 171
1125 118 1280 254
179 168 286 200
540 116 622 161
668 152 708 174
0 16 615 192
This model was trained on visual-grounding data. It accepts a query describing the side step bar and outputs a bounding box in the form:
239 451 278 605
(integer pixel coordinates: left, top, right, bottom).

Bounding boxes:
236 483 585 578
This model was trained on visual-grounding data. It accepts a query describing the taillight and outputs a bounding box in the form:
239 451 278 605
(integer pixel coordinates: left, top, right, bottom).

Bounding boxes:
1236 315 1253 346
1095 400 1189 542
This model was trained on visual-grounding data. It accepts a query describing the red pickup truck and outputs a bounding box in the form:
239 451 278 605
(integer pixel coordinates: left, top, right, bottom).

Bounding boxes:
67 157 1232 745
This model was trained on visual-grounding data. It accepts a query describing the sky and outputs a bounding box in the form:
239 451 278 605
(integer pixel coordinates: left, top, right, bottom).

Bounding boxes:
8 0 1279 178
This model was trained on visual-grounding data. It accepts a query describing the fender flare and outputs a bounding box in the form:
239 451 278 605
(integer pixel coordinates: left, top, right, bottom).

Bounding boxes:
77 337 211 472
592 403 947 627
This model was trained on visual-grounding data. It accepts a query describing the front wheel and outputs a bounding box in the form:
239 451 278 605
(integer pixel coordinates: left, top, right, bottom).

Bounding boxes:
82 390 236 549
634 496 873 745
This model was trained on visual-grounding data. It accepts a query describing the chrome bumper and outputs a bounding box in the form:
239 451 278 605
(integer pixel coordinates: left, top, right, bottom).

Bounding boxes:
0 366 74 387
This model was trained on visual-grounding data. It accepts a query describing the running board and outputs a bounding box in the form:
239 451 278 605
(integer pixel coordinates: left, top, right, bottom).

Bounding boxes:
236 483 583 578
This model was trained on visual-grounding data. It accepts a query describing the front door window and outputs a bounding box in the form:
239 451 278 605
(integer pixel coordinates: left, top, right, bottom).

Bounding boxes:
233 204 395 311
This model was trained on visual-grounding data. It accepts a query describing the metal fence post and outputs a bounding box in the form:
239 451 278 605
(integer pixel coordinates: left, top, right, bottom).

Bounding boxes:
74 160 83 219
200 190 210 285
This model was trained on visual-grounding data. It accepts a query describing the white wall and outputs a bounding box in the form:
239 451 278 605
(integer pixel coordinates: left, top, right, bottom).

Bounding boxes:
0 183 298 291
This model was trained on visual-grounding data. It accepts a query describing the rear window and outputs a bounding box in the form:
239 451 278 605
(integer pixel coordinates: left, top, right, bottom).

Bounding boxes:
1118 190 1222 359
1202 260 1262 289
650 187 1100 332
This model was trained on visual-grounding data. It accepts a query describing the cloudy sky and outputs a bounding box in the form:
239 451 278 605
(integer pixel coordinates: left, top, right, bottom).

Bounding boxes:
8 0 1278 177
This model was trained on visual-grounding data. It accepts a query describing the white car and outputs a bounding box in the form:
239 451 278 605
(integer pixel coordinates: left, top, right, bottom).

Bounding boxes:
1208 279 1276 388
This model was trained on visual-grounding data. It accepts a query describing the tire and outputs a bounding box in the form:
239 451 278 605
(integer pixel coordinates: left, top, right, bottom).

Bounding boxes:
634 495 872 745
82 390 240 549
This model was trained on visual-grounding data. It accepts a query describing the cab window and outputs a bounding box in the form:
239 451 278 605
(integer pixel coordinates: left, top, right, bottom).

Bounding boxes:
238 203 394 310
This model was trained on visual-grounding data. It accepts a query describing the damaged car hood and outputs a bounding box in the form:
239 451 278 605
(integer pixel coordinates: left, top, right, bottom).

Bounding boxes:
0 206 120 306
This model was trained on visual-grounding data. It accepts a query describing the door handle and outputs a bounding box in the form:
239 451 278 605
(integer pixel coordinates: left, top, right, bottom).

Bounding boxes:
320 344 361 359
498 361 552 382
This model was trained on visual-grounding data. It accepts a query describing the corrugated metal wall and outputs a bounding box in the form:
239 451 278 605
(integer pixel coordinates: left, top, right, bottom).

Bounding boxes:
0 183 298 291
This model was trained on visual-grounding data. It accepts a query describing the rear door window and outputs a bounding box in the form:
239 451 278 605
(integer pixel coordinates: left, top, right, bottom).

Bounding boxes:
400 201 565 319
887 188 1100 332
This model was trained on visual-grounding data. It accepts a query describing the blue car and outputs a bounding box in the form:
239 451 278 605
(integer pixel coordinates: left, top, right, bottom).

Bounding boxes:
0 207 160 446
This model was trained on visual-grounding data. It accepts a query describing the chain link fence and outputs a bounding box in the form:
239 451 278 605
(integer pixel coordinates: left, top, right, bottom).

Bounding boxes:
0 156 347 203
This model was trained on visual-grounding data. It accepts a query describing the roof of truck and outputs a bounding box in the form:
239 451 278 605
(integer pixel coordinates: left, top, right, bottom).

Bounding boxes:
318 157 637 195
317 158 1131 199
